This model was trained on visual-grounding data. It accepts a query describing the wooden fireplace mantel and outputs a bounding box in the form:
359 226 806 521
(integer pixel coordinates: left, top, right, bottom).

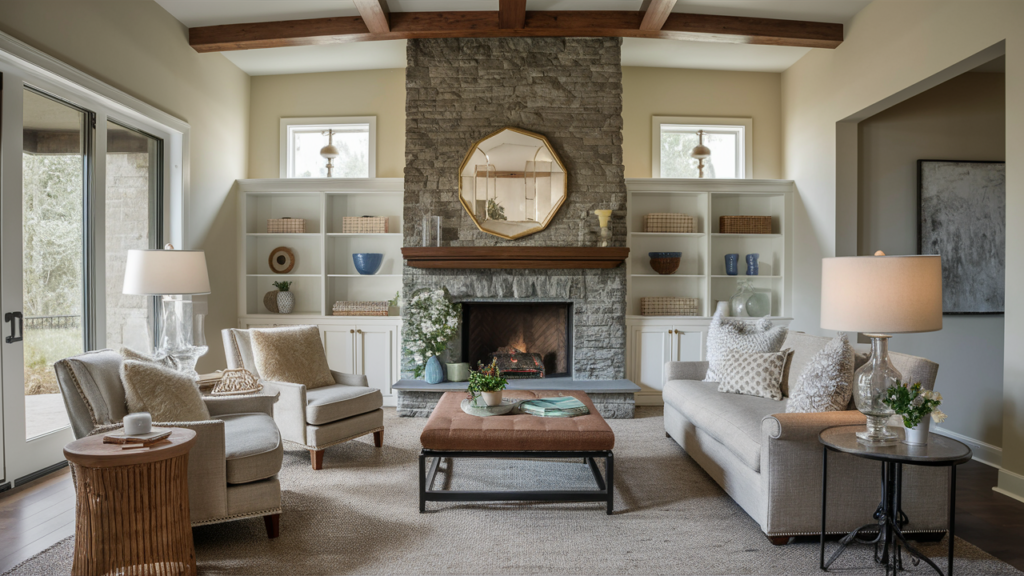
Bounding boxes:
401 247 629 269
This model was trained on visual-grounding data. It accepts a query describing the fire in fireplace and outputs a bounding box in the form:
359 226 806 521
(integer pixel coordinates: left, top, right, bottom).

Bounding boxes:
461 302 573 379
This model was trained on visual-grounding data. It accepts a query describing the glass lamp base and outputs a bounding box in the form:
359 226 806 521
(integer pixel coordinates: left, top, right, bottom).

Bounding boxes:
856 414 899 445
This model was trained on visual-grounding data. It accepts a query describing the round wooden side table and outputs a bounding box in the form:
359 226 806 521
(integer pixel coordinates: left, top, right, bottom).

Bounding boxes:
64 428 198 576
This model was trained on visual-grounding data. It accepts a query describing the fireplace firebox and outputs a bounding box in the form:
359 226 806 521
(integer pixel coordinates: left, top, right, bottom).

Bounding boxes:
461 302 573 379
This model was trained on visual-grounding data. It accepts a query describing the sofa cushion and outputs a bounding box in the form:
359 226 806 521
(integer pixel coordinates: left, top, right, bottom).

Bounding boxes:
663 380 786 472
787 334 854 413
250 325 335 389
222 413 283 484
780 332 835 397
715 349 792 401
306 385 384 426
705 314 787 382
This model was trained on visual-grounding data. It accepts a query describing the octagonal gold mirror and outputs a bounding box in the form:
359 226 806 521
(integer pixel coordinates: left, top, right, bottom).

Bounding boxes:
459 127 568 240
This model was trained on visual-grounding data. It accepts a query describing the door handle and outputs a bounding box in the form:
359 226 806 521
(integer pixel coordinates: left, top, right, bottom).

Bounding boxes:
5 311 24 344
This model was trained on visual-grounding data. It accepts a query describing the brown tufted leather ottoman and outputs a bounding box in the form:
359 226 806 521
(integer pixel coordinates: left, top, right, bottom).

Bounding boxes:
418 390 615 514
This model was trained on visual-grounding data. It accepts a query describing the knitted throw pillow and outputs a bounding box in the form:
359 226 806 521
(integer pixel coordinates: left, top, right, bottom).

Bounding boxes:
786 333 855 413
120 360 211 422
704 313 788 382
715 349 792 401
250 325 335 389
120 347 181 371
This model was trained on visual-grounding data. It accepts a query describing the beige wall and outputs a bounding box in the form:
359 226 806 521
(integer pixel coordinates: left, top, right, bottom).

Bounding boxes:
782 0 1024 497
858 72 1005 448
622 67 782 179
0 0 251 372
248 69 406 179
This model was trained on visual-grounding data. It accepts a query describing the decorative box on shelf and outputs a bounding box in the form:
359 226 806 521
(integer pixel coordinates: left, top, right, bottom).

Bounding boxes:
342 216 389 234
719 216 772 234
643 213 694 233
333 301 390 316
641 297 699 317
267 218 305 233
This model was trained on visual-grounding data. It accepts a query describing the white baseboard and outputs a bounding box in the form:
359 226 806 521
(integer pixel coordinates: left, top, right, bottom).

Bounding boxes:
635 391 664 406
994 468 1024 504
932 426 1002 468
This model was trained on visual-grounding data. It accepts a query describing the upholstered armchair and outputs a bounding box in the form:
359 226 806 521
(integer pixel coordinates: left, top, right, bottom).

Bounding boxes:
222 328 384 470
54 349 284 538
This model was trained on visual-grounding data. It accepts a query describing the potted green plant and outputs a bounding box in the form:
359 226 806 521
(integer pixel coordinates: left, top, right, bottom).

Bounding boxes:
882 380 946 446
272 281 294 314
467 358 507 407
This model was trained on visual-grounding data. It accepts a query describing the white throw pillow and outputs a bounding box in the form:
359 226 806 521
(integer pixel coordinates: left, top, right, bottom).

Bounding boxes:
786 333 855 413
120 360 211 422
704 312 788 382
715 349 792 401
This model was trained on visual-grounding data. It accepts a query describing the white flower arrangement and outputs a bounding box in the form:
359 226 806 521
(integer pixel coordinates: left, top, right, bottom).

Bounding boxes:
403 287 461 377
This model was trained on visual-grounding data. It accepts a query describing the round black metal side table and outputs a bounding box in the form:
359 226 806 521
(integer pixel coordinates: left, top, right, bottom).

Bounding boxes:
819 425 972 576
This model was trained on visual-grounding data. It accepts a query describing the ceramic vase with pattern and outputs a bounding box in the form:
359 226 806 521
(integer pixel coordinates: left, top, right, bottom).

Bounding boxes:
424 355 444 384
903 418 930 446
746 253 759 276
725 254 739 276
276 291 295 314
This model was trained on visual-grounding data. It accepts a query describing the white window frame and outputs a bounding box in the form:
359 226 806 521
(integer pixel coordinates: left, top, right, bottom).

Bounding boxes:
280 116 376 178
652 116 753 179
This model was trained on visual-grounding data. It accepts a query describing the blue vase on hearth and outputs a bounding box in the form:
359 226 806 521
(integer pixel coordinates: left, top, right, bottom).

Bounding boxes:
725 253 739 276
424 356 444 384
746 253 760 276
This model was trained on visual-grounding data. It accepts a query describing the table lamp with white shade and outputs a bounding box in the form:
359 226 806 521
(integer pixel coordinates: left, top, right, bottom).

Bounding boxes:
821 252 943 445
123 245 211 379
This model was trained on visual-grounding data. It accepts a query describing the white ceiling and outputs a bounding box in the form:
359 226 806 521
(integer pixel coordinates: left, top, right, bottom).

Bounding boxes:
156 0 872 75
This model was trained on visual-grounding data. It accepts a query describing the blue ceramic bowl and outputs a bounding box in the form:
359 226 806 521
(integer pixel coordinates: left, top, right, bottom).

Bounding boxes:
648 252 683 259
352 253 384 275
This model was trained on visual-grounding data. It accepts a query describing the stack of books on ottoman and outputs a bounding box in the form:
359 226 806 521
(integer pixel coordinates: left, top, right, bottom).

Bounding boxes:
518 397 590 418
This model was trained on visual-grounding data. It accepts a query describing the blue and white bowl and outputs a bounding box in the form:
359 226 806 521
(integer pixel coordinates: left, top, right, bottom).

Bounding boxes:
352 253 384 275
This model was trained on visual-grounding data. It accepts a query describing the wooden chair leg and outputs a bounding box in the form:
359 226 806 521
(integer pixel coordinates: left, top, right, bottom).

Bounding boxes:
264 513 280 539
767 535 791 546
310 449 324 470
373 430 383 448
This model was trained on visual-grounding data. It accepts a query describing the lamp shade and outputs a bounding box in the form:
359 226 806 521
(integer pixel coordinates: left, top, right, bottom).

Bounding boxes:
821 255 942 334
123 249 211 295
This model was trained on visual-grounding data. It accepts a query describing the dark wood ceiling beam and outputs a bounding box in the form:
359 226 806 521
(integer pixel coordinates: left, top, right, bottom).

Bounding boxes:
499 0 526 29
189 11 843 53
638 0 677 32
353 0 391 34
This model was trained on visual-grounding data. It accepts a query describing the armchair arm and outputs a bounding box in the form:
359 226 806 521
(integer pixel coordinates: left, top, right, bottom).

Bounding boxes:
260 380 308 445
762 410 867 442
204 393 279 417
332 370 369 387
665 361 709 384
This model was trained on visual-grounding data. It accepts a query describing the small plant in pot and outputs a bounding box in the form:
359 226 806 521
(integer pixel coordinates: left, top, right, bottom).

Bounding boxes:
467 358 507 407
882 380 946 446
272 281 294 314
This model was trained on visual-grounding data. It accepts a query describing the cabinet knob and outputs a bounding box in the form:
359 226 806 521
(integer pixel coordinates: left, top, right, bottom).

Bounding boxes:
357 329 363 334
350 329 355 334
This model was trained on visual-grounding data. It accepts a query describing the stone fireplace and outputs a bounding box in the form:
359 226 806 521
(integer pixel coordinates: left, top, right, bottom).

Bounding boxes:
401 37 629 391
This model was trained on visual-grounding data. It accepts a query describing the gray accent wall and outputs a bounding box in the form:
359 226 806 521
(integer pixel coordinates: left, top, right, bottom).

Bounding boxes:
401 38 627 380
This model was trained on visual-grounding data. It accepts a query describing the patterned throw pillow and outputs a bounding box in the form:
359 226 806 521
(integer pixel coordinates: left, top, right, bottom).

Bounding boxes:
786 334 855 413
120 360 211 422
250 325 336 389
704 312 788 382
715 349 792 401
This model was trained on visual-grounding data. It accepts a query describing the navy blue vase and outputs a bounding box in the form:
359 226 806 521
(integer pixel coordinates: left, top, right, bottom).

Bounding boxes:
424 356 444 384
725 254 739 276
746 253 760 276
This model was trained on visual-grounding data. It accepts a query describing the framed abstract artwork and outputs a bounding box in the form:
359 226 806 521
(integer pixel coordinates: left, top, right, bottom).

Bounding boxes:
917 160 1005 314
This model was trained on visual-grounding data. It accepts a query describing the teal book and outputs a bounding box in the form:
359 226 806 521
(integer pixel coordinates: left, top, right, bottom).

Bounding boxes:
520 397 590 417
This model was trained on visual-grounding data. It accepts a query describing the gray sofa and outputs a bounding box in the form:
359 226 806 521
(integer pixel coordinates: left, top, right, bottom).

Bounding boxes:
663 332 951 543
55 350 284 537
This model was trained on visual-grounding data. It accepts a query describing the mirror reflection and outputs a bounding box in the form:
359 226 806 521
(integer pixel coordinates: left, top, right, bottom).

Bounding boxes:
459 127 567 240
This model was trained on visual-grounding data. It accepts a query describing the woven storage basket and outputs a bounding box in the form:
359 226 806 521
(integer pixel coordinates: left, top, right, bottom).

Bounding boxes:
719 216 772 234
267 218 305 233
332 301 389 317
640 297 699 316
342 216 389 234
643 213 694 233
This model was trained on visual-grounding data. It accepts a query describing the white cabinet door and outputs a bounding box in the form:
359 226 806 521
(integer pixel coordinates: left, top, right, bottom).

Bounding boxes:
631 324 673 391
323 326 357 375
671 329 704 363
356 325 396 397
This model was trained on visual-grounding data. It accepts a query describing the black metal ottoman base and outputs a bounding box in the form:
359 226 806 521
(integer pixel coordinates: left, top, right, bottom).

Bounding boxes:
418 449 614 514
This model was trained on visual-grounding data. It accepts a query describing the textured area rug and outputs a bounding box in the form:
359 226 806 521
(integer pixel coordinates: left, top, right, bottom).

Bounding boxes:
7 407 1020 575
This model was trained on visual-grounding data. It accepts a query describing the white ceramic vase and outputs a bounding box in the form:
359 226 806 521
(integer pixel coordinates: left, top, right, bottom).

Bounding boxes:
481 391 503 407
903 418 931 446
277 291 295 314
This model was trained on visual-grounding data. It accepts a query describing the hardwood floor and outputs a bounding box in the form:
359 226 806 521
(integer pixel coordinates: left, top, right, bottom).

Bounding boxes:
0 460 1022 573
